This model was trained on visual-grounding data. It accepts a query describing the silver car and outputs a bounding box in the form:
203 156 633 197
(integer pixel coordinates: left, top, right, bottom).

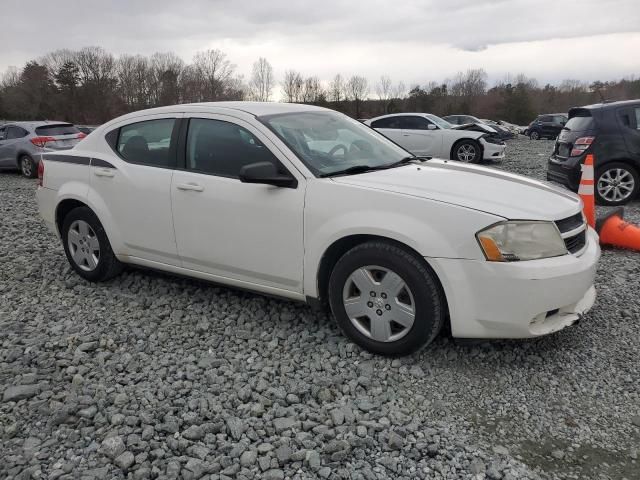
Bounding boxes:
0 121 85 178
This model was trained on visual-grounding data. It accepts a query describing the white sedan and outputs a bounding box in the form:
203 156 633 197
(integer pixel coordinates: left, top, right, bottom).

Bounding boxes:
365 113 506 163
37 102 598 356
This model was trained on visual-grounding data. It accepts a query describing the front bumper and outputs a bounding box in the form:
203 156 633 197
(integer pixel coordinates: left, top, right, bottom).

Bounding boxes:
428 228 600 339
480 139 506 160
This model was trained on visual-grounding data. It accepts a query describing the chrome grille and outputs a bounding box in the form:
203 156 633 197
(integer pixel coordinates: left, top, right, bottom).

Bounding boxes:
555 213 587 255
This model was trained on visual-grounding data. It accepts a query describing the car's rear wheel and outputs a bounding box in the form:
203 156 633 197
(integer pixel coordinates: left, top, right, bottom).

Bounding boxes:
453 140 481 163
61 206 123 281
20 155 37 178
328 241 445 356
595 162 639 206
529 131 540 140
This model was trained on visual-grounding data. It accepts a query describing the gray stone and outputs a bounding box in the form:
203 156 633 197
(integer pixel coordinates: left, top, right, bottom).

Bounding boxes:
114 451 135 470
240 450 257 466
2 384 39 402
99 436 126 460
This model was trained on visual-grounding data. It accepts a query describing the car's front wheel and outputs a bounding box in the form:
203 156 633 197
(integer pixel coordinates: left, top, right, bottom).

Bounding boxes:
595 162 639 206
453 140 481 163
328 241 445 356
20 155 37 178
61 206 123 281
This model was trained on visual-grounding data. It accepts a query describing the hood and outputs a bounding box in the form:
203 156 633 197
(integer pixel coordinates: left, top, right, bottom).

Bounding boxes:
332 159 581 220
452 123 497 134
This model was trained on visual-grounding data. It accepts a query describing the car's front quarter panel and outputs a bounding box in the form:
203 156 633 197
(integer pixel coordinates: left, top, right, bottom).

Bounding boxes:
303 178 503 298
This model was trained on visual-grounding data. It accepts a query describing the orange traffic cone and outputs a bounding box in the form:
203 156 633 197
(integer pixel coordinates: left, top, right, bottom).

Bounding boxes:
596 208 640 251
578 154 596 228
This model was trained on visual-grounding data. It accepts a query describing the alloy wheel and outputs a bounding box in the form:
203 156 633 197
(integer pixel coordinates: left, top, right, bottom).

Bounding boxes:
67 220 101 272
457 144 477 162
597 168 635 203
21 157 32 177
342 265 415 343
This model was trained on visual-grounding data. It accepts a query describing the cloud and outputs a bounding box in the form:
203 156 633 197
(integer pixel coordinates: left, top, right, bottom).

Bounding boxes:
0 0 638 85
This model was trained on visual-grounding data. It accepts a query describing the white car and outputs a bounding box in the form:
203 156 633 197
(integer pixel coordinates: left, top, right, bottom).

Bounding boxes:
36 102 599 356
365 113 506 163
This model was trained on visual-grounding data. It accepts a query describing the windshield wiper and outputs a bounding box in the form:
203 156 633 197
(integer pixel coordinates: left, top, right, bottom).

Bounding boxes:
386 155 431 168
319 165 380 177
320 156 431 178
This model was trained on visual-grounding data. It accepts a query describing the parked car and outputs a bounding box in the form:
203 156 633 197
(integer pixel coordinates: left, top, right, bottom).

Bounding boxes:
37 102 599 356
548 100 640 206
443 114 483 126
479 119 516 141
0 121 85 177
365 113 506 163
526 114 567 140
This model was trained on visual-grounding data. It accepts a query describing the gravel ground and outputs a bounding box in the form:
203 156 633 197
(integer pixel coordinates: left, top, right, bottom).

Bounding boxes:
1 137 639 480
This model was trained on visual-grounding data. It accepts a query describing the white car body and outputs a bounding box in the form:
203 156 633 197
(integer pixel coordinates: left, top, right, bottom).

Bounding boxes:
37 102 598 343
365 113 506 161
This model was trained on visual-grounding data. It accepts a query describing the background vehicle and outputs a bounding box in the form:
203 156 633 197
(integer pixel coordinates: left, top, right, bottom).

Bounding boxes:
548 100 640 206
76 125 98 135
37 102 597 356
0 121 85 177
526 114 567 140
366 113 506 163
479 119 516 141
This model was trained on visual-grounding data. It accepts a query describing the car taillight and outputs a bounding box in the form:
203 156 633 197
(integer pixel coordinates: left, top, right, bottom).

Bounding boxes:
77 132 87 140
30 136 55 148
570 136 595 157
37 160 44 187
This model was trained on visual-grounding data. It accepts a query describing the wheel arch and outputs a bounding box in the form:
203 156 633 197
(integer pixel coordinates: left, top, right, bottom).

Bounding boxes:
314 234 449 320
449 137 483 161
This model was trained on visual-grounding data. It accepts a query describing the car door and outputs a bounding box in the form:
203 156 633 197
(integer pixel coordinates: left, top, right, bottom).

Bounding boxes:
171 114 305 295
0 126 9 165
370 117 403 144
0 126 23 166
399 116 442 156
89 115 180 265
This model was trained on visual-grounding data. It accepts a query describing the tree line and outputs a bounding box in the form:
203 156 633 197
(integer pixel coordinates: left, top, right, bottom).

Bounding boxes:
1 46 639 126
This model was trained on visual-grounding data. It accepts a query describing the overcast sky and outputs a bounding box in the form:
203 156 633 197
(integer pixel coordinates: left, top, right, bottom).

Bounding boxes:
1 0 639 89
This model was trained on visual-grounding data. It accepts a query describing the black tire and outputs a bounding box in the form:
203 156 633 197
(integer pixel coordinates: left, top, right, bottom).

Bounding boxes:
19 155 37 178
529 130 540 140
595 162 639 206
328 241 445 356
61 206 123 282
452 139 481 163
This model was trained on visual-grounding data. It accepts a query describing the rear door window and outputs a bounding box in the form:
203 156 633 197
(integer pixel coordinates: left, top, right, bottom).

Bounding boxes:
35 124 79 136
539 116 553 123
371 117 401 129
116 118 177 168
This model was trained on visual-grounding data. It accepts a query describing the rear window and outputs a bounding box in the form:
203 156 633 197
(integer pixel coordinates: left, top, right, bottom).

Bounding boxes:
35 124 80 136
565 113 594 131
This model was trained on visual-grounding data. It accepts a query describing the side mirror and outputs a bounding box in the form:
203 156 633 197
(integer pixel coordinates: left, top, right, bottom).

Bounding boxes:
239 161 297 188
427 124 437 130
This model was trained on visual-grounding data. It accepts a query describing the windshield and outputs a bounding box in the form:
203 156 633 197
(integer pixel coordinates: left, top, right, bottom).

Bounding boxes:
425 114 453 129
260 111 411 177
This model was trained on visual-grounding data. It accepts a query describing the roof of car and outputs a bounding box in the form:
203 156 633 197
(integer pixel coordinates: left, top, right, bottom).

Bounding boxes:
120 102 329 119
577 99 640 110
1 120 72 128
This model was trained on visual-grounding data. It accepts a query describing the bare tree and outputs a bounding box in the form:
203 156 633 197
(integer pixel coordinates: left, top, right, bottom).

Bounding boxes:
392 81 407 99
249 57 274 101
282 70 304 103
149 52 184 105
328 74 345 103
375 76 392 101
192 49 236 101
302 76 323 103
345 75 369 117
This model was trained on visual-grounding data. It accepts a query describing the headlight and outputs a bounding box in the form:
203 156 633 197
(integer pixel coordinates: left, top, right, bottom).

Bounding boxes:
476 221 567 262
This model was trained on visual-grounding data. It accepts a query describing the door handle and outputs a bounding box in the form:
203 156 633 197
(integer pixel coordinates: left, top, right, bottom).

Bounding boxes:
176 182 204 192
94 168 115 178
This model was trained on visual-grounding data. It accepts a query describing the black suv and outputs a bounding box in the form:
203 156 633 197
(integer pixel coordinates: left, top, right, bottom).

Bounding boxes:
547 100 640 206
526 114 567 140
